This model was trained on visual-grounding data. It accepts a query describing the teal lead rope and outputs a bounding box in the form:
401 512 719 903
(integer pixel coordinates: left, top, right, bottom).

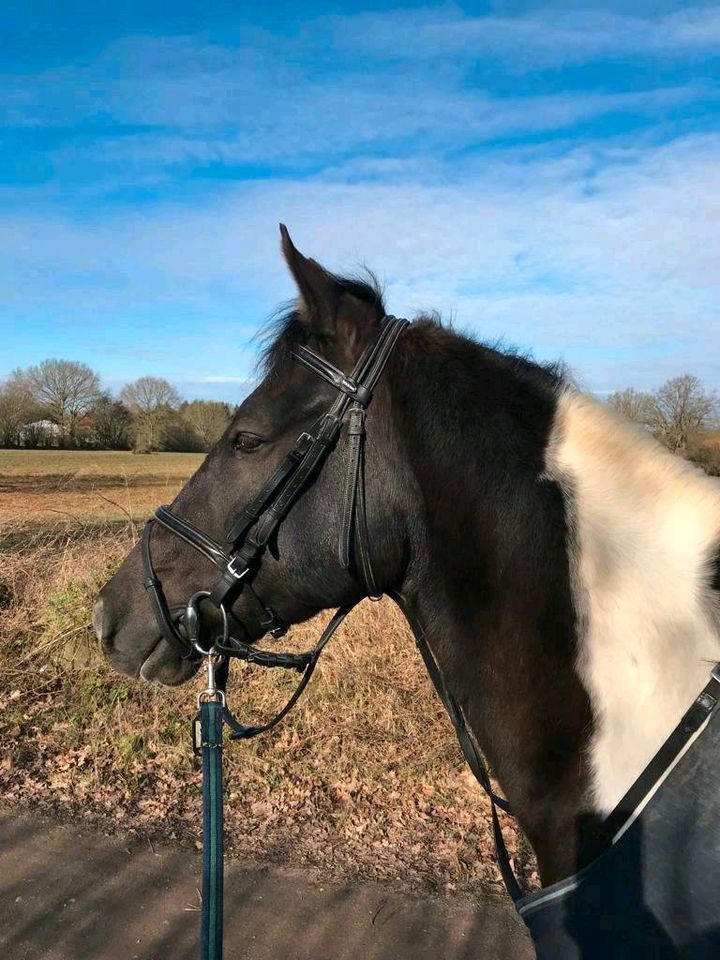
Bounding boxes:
188 601 525 960
187 601 524 960
188 608 376 960
199 698 224 960
195 684 225 960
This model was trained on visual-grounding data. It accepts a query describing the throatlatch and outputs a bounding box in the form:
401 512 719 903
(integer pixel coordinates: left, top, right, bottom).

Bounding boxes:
141 307 720 960
142 316 419 960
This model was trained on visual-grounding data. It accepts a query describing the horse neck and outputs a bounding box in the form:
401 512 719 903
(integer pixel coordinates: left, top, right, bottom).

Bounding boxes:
382 329 720 884
383 330 596 881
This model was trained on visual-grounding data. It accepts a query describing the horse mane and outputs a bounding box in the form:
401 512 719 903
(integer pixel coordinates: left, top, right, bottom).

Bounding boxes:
259 271 569 410
406 312 570 399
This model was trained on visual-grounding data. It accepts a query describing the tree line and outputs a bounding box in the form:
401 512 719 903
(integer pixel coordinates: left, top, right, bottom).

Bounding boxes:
2 361 718 469
0 359 234 453
608 373 720 475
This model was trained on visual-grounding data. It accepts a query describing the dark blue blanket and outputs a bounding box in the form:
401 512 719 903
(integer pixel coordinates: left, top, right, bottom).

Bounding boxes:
518 704 720 959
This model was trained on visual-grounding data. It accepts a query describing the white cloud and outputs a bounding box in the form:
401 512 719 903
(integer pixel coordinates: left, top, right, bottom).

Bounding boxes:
1 13 714 188
331 5 720 67
2 134 718 391
43 83 708 185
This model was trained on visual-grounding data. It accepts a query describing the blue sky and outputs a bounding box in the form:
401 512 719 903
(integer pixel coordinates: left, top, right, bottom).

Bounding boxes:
2 1 719 401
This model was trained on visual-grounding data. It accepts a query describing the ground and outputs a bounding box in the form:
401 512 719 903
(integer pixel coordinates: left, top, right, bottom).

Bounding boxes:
0 448 538 956
0 449 203 526
0 810 533 959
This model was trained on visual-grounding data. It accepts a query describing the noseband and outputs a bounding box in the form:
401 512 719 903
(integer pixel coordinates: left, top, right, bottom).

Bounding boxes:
136 311 720 960
141 315 409 679
139 313 529 960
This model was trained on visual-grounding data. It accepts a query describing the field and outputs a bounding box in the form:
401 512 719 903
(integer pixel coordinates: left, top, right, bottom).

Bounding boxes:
0 449 204 529
0 449 535 900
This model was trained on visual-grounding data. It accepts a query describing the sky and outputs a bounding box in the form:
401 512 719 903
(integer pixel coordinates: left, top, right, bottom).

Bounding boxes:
2 1 719 402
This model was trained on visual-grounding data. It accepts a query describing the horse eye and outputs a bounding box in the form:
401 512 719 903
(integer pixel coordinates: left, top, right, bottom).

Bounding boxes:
233 433 264 453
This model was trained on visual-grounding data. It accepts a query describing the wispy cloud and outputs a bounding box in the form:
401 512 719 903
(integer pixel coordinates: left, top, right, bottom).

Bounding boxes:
2 9 717 193
1 3 718 397
3 134 718 392
332 5 720 66
40 83 709 189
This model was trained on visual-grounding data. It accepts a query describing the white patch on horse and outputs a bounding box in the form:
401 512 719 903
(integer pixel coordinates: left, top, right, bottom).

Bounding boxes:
545 390 720 814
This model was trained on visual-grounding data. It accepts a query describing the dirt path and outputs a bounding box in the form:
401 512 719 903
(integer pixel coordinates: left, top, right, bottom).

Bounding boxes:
0 811 533 960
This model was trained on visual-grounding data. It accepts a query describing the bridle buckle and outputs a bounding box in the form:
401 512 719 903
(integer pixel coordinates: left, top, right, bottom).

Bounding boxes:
227 556 249 580
295 431 314 453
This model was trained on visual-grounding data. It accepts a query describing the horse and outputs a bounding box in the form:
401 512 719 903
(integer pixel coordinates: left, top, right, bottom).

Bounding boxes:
94 226 720 958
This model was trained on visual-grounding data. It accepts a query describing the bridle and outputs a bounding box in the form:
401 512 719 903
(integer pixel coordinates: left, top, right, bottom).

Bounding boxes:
140 314 410 714
138 313 526 960
135 311 720 960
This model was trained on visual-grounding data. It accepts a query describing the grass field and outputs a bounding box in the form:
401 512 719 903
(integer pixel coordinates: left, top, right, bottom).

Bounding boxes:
0 450 204 529
0 449 536 900
0 449 203 477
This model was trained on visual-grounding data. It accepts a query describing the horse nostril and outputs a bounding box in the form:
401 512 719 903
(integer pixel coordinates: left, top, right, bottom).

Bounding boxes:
92 598 108 643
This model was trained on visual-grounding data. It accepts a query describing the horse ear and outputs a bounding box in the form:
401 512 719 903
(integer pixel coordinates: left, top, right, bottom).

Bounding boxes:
279 224 338 336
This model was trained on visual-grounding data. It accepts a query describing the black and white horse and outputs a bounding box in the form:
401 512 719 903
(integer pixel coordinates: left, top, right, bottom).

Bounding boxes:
95 228 720 957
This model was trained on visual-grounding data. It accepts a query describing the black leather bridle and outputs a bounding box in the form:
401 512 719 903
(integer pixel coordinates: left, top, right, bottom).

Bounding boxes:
141 311 528 960
138 309 720 959
140 315 409 705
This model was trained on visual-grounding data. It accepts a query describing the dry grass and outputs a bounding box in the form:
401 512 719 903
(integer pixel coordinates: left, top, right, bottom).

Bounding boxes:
0 450 203 526
0 453 537 900
0 449 203 478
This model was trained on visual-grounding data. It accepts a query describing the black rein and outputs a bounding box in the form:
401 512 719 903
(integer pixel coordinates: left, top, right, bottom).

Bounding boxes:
138 314 526 960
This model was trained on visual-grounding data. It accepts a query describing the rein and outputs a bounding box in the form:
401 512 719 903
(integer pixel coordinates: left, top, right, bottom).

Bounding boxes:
134 309 718 958
140 314 524 959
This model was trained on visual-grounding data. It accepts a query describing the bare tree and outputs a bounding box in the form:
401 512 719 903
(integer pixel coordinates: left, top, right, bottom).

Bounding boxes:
647 374 718 455
25 359 101 446
0 373 41 447
90 394 133 450
607 387 654 426
180 400 233 450
120 376 180 451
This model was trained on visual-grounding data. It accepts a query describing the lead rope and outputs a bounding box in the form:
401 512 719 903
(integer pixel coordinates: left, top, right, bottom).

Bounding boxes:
191 606 355 960
193 655 225 960
193 597 524 960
